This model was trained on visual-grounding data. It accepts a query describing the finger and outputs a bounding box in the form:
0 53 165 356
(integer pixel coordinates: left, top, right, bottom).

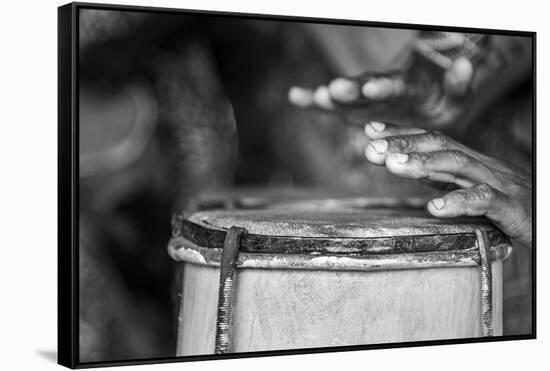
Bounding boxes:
328 78 362 104
313 85 336 110
362 76 407 100
384 150 496 188
288 86 315 108
426 183 510 219
365 131 462 165
363 122 493 165
427 184 531 244
364 121 426 140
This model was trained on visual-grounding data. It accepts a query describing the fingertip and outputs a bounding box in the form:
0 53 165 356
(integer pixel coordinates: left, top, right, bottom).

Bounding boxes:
370 139 388 154
288 86 314 108
363 77 406 100
362 78 393 100
427 196 461 218
328 78 360 103
431 197 445 210
445 56 473 95
313 86 335 110
364 121 387 139
371 121 386 131
427 199 445 216
364 142 387 165
362 80 382 99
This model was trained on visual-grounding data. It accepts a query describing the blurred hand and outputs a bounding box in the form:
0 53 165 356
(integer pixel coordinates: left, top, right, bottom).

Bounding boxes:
288 56 474 127
363 121 532 246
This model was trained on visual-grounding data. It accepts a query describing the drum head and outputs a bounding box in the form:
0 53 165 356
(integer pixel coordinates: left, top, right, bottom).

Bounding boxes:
175 204 508 256
189 208 496 238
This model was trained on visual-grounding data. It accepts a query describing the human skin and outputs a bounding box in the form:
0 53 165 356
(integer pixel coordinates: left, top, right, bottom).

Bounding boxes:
362 121 532 247
287 55 475 128
288 34 532 131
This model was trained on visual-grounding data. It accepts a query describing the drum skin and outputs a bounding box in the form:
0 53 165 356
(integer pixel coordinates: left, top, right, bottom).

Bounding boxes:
170 206 509 355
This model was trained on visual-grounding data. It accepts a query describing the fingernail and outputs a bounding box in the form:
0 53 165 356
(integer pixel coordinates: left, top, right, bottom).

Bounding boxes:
393 153 409 163
431 198 445 210
370 121 386 132
369 140 388 154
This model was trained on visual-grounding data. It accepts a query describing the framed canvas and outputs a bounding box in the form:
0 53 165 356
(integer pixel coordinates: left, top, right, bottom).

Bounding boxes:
58 2 536 368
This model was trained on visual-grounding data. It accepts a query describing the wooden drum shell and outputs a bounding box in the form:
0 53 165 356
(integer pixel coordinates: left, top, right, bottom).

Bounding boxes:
169 207 510 355
176 260 503 355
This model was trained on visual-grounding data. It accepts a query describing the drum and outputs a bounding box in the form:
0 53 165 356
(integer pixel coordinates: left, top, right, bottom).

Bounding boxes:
168 202 511 355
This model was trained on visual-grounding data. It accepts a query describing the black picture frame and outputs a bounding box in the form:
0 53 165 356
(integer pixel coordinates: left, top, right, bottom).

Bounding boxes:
58 2 536 368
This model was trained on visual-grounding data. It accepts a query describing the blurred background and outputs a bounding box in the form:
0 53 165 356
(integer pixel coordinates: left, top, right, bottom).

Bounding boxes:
78 8 533 362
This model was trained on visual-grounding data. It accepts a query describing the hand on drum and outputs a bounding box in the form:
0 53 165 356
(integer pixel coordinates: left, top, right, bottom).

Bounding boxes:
362 121 532 247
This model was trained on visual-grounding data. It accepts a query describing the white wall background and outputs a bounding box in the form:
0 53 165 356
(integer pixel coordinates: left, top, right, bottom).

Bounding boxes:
0 0 546 370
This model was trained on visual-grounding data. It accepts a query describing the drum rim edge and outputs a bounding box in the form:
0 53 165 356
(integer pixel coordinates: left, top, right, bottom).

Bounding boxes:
167 235 512 271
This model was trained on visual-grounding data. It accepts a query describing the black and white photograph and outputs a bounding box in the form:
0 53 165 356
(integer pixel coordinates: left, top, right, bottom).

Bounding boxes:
57 2 535 368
